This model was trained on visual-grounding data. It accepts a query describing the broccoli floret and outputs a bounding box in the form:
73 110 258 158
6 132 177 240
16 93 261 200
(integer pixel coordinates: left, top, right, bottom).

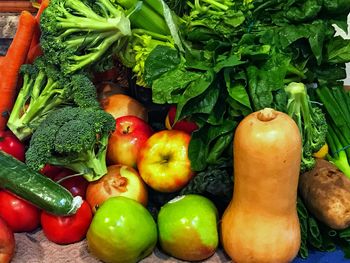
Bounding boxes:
25 107 115 181
40 0 131 74
7 57 99 141
285 82 327 173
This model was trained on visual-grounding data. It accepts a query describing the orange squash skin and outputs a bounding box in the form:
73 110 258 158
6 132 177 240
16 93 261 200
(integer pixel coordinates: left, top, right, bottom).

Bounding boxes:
221 108 302 263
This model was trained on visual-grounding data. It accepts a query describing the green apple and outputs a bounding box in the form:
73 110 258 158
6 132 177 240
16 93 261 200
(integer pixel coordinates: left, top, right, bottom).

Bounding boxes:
87 196 157 263
157 194 219 261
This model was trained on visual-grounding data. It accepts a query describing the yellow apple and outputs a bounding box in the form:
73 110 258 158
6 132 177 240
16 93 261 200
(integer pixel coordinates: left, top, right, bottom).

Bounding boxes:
137 130 194 192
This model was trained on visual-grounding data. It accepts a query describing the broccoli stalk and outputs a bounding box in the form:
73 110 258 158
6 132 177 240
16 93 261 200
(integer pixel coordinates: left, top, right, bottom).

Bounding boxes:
285 82 327 172
7 57 99 141
25 107 115 181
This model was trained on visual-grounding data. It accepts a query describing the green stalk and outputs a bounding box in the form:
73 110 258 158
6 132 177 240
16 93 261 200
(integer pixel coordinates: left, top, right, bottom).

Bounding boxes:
332 87 350 126
65 31 115 49
7 73 33 140
66 32 126 73
127 1 169 34
202 0 229 10
30 71 46 100
59 18 125 32
98 0 122 17
327 124 350 179
20 81 62 126
316 87 343 127
145 0 165 16
66 0 103 20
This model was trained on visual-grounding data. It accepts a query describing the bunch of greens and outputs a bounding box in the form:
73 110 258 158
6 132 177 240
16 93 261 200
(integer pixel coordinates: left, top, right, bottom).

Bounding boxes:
314 85 350 178
144 0 350 172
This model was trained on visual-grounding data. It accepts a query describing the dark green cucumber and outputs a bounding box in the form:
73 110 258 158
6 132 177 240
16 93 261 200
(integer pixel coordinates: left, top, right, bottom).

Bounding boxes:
0 151 82 215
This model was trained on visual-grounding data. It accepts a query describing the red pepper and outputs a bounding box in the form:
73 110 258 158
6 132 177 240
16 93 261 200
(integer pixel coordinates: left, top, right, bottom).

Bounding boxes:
0 131 25 162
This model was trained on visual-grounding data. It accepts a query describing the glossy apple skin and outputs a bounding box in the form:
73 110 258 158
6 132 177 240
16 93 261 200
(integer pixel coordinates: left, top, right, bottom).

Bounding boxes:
100 94 148 121
158 195 219 261
107 116 153 168
87 196 157 263
137 130 194 192
0 217 15 263
165 106 198 134
86 165 148 213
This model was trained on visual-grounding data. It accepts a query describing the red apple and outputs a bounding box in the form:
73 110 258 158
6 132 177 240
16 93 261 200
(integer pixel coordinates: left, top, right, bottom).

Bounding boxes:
165 106 199 134
107 115 153 168
137 130 195 192
86 165 148 213
0 217 15 263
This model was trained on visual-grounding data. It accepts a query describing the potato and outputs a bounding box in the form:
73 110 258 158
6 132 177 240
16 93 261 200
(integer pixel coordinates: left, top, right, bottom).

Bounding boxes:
299 159 350 230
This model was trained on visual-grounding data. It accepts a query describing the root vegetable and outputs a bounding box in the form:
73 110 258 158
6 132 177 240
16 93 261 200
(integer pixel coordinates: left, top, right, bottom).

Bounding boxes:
299 158 350 230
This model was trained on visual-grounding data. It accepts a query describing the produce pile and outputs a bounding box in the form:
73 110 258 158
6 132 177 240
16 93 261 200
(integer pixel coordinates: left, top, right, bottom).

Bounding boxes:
0 0 350 262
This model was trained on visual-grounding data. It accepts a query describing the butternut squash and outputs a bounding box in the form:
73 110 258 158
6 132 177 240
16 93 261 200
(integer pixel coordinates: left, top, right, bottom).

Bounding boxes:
221 108 302 263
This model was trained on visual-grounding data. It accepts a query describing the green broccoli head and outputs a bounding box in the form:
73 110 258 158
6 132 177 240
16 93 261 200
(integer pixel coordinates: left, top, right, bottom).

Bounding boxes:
7 56 100 141
25 107 116 181
40 0 131 74
309 106 328 153
69 74 100 108
285 82 328 173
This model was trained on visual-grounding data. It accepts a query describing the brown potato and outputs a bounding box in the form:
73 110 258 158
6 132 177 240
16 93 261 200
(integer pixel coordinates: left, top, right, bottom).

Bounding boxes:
299 159 350 230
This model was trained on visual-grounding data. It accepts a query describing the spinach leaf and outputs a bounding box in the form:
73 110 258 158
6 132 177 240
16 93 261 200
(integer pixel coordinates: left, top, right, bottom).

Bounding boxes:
189 120 236 171
144 45 181 85
326 37 350 64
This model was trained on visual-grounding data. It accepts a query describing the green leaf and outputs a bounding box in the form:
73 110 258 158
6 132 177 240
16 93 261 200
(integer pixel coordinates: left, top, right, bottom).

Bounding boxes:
227 83 252 110
189 120 236 171
326 36 350 64
144 45 181 85
151 65 203 104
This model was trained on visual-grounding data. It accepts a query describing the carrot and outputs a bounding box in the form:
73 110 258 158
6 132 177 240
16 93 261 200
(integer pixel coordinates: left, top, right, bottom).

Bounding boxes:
27 0 50 63
26 44 43 64
35 0 50 21
0 11 36 131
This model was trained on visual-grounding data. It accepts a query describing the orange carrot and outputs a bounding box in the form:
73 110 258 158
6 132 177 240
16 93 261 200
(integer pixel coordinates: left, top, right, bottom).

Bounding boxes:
27 0 50 63
0 11 36 131
26 44 43 64
35 0 50 21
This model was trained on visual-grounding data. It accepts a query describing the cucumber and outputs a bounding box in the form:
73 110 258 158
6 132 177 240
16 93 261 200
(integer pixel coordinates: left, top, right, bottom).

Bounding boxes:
0 151 82 216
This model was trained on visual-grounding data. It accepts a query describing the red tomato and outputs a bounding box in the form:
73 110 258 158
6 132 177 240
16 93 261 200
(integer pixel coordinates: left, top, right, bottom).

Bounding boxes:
0 190 41 232
41 201 92 244
0 131 25 162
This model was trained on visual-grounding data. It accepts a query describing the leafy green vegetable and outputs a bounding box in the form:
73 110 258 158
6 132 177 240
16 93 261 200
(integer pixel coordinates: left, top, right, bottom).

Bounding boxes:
315 85 350 179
